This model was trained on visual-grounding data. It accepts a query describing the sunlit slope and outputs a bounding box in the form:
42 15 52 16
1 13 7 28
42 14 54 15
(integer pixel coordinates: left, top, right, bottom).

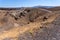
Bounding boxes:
0 8 59 40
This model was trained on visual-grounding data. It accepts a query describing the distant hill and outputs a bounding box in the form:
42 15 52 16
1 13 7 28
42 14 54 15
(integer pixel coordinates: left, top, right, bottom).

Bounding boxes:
48 6 60 11
33 6 55 9
34 6 60 11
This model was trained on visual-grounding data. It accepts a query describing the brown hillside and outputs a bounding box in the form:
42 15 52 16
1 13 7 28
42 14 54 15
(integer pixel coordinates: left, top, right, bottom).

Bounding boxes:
48 6 60 11
0 8 60 40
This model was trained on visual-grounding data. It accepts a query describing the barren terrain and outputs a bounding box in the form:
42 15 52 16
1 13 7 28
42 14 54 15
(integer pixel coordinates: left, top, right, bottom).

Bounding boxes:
0 7 60 40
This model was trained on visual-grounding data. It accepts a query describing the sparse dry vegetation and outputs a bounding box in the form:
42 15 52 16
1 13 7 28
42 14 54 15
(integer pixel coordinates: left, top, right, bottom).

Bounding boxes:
0 7 60 40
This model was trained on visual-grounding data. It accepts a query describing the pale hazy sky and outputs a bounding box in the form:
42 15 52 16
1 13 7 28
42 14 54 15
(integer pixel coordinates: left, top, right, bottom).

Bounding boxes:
0 0 60 7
